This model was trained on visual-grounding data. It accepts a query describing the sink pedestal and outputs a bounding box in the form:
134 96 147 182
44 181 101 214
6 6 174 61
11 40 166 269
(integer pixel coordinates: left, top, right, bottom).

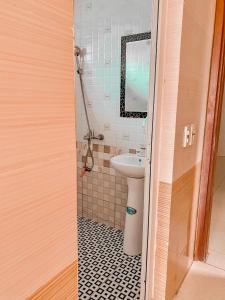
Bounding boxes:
123 177 144 256
110 153 145 256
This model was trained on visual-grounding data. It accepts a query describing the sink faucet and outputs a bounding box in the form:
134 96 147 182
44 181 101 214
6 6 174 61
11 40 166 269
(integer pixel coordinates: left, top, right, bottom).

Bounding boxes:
137 144 146 157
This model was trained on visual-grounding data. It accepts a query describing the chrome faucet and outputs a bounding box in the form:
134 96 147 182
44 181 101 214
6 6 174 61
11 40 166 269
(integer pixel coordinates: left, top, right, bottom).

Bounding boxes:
136 144 146 157
83 130 104 141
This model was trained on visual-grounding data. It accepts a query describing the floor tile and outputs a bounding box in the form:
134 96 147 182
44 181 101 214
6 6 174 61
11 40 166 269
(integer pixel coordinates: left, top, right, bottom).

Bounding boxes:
78 217 141 299
174 262 225 300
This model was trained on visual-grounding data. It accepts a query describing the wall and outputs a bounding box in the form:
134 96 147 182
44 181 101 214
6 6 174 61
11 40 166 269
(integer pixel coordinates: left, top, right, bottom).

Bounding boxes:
208 85 225 270
214 87 225 188
0 1 77 299
149 0 216 299
75 0 152 229
151 2 184 298
75 0 151 150
166 1 216 298
218 87 225 156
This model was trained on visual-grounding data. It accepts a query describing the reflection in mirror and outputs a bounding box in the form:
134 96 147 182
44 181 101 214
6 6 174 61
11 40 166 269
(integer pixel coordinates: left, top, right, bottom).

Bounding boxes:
120 32 151 118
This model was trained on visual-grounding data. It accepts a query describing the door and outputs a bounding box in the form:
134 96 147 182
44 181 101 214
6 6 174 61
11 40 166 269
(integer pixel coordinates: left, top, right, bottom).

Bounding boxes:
195 0 225 261
0 1 77 298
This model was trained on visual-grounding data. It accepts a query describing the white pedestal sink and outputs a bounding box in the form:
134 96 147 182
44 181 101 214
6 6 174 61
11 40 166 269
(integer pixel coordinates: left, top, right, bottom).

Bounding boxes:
111 154 145 256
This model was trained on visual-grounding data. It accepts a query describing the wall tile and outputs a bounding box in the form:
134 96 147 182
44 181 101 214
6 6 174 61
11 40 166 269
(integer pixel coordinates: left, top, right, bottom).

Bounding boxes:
76 142 129 229
75 0 151 151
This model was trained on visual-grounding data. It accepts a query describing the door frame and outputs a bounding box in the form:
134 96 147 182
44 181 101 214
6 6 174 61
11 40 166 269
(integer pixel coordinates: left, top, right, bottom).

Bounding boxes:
195 0 225 261
140 0 160 298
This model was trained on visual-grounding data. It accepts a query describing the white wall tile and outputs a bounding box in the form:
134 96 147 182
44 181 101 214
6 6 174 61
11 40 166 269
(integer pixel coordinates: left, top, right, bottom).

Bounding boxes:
74 0 151 151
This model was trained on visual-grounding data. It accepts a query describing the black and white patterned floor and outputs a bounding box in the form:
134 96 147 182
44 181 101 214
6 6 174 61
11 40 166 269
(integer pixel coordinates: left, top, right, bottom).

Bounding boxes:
78 217 141 300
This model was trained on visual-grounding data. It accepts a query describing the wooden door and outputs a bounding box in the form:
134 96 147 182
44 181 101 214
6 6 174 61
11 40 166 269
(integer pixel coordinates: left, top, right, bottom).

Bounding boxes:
195 0 225 261
0 1 77 299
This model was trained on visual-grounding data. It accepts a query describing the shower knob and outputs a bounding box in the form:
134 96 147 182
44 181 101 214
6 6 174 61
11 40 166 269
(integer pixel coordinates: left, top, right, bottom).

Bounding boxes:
97 134 104 140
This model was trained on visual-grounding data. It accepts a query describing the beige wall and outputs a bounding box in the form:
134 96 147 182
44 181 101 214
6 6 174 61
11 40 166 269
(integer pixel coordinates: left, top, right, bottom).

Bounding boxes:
157 0 184 184
0 1 77 299
150 0 216 299
156 0 216 184
173 0 216 181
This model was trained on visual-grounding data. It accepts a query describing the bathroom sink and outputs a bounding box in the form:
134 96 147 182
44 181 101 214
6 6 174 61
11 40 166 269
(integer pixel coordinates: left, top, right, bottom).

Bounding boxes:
110 154 145 179
111 153 146 255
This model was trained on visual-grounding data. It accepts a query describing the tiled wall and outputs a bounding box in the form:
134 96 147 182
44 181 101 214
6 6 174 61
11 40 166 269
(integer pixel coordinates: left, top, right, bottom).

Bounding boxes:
77 142 139 230
74 0 151 150
74 0 151 229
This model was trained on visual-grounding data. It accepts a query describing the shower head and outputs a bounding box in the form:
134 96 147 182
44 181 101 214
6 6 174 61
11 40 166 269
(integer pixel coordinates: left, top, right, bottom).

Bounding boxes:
74 46 81 56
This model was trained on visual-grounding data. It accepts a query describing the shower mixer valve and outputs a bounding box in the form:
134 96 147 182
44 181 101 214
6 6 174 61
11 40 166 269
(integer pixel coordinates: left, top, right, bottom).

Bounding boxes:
83 130 104 141
82 130 104 174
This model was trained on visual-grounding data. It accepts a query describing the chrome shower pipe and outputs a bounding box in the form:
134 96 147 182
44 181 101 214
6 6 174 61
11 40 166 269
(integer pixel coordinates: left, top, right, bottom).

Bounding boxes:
74 46 91 136
75 46 104 172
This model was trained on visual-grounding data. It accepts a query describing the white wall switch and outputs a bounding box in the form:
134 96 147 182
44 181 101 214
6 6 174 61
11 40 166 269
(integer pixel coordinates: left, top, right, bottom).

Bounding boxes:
189 124 196 146
183 125 191 148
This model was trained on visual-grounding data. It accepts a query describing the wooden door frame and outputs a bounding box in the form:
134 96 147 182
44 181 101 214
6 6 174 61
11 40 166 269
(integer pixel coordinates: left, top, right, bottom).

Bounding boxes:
195 0 225 261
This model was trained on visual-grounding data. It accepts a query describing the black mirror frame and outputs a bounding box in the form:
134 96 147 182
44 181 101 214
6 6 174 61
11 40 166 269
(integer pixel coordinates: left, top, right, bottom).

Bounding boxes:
120 32 151 118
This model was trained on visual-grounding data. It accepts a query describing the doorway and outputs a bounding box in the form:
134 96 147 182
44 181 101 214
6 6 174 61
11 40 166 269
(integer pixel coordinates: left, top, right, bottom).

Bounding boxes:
207 95 225 269
74 0 160 299
195 0 225 262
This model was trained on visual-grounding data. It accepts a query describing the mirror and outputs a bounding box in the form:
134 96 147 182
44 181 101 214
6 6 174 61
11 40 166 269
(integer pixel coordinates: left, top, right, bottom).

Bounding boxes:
120 32 151 118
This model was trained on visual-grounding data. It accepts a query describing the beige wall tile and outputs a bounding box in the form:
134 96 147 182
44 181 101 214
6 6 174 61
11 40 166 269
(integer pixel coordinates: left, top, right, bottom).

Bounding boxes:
77 145 128 229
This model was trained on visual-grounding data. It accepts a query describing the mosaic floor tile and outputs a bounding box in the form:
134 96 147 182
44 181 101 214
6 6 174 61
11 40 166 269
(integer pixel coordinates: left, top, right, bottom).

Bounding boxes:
78 217 141 299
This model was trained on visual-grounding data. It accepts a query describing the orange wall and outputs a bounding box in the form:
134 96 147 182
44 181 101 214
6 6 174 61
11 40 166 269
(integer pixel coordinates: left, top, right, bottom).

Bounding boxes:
173 0 216 181
149 0 216 299
166 3 216 297
0 1 77 299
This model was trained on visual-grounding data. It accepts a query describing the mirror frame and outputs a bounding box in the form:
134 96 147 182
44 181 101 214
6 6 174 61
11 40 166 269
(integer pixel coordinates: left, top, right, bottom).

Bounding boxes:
120 32 151 118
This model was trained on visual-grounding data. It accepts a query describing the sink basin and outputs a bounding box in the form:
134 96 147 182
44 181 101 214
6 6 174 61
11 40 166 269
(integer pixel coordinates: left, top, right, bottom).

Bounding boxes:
110 154 145 179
